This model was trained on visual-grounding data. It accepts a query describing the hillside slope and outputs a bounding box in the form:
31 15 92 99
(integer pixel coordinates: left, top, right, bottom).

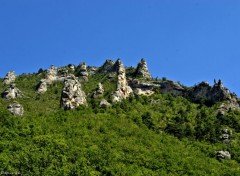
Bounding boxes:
1 59 240 175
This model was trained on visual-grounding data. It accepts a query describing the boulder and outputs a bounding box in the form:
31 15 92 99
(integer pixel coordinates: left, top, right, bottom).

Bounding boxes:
93 83 104 98
135 58 152 79
99 99 112 108
3 71 16 84
60 74 87 110
7 101 24 116
2 84 22 99
216 151 231 160
112 59 133 102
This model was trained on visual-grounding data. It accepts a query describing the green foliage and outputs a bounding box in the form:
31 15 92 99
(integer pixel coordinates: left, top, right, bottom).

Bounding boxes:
0 70 240 175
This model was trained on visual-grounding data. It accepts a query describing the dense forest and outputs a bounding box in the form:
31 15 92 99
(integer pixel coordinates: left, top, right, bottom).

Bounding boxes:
1 60 240 175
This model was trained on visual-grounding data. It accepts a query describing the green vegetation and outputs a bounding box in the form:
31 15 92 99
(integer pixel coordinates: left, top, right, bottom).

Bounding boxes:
0 70 240 175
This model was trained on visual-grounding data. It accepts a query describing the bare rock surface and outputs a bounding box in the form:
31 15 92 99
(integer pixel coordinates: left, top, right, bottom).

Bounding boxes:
99 99 112 108
100 60 115 73
2 84 22 99
135 59 152 79
3 71 16 84
78 62 88 81
7 101 24 116
216 151 231 160
60 74 87 110
112 59 133 102
93 83 104 98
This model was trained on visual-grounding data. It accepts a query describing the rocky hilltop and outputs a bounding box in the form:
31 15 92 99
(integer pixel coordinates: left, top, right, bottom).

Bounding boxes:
1 58 239 116
1 58 240 174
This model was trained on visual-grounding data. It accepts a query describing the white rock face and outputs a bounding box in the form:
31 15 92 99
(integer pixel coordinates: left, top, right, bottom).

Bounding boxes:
112 59 133 103
7 101 24 116
46 65 58 81
78 62 88 81
135 59 152 79
134 88 155 96
99 99 112 108
37 65 58 93
37 79 48 94
216 151 231 160
93 83 104 98
3 71 16 84
2 84 22 99
60 74 87 110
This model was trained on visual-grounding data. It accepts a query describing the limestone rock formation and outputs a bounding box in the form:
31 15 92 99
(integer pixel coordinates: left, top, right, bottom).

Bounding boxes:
3 71 16 84
7 101 24 116
2 84 22 99
216 151 231 160
100 60 115 73
99 99 112 108
37 79 48 94
135 59 152 79
36 65 59 93
190 80 239 107
78 62 88 81
92 83 104 98
46 65 58 81
112 59 133 102
60 74 87 110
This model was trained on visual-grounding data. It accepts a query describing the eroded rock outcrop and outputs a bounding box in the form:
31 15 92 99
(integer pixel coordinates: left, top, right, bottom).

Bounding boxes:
99 99 112 108
60 74 87 110
190 80 239 109
78 62 88 81
92 83 104 98
46 65 58 81
3 71 16 84
100 60 115 73
216 151 231 160
135 59 152 79
7 101 24 116
112 59 133 102
2 84 22 99
37 65 59 93
37 79 48 94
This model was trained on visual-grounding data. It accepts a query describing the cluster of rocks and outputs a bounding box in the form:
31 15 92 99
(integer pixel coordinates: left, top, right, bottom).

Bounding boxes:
2 83 22 99
37 65 58 94
1 71 24 116
216 128 232 160
135 58 152 79
60 74 87 110
3 71 16 84
112 59 133 102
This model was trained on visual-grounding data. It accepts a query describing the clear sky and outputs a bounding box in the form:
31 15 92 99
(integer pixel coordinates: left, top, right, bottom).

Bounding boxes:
0 0 240 95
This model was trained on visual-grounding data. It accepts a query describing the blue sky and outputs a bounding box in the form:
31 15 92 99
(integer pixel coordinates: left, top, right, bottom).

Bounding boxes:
0 0 240 95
